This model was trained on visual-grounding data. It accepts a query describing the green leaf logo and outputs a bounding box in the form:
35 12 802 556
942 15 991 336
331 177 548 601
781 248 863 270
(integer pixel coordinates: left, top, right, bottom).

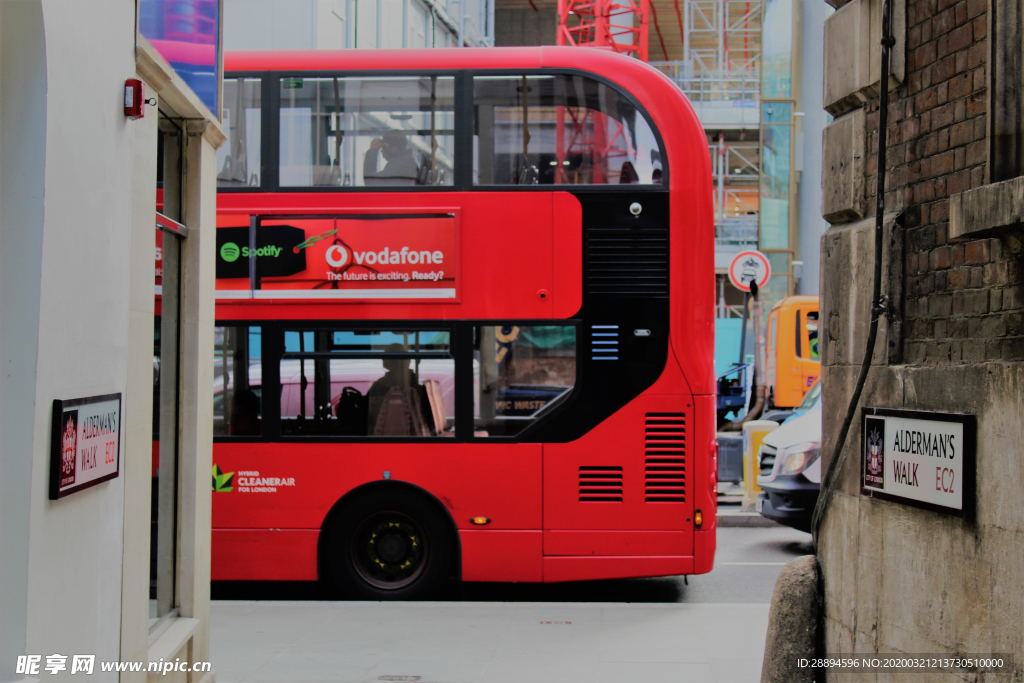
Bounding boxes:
212 464 234 492
220 242 241 263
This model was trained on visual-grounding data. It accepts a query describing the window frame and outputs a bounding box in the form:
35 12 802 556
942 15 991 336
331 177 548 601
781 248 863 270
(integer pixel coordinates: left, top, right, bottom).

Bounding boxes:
218 67 669 194
212 318 581 444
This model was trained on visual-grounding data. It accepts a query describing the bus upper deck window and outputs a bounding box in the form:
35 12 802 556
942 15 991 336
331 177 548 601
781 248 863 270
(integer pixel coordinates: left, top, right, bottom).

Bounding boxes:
218 78 262 188
278 76 456 188
473 74 663 186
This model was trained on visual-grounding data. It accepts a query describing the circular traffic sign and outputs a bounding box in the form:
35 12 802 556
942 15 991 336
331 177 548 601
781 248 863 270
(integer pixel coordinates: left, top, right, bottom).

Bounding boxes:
728 250 771 292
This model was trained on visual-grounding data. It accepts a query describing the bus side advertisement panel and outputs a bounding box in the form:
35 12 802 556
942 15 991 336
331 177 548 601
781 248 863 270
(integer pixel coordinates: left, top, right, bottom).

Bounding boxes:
215 214 460 301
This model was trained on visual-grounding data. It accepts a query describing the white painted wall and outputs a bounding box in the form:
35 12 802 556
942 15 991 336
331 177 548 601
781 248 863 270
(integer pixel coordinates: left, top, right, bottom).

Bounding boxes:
2 5 222 681
16 2 140 676
0 0 47 669
0 0 140 677
797 0 833 296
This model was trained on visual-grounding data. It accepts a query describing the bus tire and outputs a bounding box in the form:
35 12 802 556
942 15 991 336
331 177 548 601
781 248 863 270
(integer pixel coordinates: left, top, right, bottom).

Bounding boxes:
324 487 453 600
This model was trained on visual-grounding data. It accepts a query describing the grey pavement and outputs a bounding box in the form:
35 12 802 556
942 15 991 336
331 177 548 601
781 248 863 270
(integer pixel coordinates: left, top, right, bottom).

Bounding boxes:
210 525 813 683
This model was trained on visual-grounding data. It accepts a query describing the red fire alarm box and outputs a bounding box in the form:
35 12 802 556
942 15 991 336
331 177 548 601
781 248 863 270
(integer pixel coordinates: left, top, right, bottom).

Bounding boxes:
124 78 145 119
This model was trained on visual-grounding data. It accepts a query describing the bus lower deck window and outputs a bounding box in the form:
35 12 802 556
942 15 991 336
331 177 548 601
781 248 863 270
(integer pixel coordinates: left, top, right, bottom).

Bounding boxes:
279 329 454 437
474 325 576 437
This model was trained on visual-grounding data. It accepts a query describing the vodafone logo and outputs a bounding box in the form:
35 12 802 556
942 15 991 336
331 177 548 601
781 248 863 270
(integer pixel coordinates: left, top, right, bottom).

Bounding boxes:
325 244 350 268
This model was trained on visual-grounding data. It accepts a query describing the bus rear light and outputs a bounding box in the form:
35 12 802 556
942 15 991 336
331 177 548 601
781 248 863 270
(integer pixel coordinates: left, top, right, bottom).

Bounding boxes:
694 510 703 528
470 517 491 525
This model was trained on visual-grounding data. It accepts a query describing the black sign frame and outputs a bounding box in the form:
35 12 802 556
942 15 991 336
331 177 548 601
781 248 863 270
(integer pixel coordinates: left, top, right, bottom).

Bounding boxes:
860 407 976 519
49 393 122 500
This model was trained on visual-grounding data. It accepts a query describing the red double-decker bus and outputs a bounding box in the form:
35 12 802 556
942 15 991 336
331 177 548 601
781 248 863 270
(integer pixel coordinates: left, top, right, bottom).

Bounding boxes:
209 47 716 599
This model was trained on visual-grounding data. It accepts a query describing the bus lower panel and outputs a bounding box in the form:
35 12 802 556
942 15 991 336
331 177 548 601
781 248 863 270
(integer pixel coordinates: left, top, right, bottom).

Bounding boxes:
543 530 688 556
212 529 319 581
460 530 542 582
693 529 716 575
542 556 693 583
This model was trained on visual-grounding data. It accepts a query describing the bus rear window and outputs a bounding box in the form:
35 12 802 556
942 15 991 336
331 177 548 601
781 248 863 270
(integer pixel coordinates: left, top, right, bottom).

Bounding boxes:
473 74 662 185
278 76 456 188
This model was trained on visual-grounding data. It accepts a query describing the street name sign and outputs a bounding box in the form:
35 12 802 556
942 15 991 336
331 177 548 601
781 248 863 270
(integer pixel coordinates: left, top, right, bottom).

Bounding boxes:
728 250 771 292
49 393 122 500
861 408 976 517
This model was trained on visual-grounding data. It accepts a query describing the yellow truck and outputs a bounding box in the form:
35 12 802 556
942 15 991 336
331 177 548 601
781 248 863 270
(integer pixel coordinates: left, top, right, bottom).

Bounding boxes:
765 295 820 409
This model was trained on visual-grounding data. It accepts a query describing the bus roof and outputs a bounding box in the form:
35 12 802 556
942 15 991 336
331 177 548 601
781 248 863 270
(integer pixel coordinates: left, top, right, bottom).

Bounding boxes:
228 46 657 78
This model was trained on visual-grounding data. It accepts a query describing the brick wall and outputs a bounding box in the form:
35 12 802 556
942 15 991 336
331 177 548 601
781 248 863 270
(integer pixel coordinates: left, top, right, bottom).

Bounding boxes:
861 0 1024 363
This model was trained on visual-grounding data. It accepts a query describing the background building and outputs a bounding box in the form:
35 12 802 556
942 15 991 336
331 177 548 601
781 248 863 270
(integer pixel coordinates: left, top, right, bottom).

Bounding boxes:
224 0 494 50
817 0 1024 664
493 0 830 311
0 2 223 681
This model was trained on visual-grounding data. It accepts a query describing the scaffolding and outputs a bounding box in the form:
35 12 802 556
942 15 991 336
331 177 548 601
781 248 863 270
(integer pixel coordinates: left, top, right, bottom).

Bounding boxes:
556 0 650 61
650 0 763 249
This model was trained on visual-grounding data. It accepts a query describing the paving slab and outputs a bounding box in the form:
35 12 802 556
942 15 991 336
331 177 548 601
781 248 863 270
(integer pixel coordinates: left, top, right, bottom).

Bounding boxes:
211 601 769 683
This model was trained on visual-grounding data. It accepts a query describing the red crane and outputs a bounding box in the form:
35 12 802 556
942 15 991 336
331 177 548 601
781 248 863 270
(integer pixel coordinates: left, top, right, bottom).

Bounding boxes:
556 0 650 61
554 0 649 184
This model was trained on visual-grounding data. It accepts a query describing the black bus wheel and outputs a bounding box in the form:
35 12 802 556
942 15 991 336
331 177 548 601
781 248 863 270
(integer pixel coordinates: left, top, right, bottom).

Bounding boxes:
324 488 453 600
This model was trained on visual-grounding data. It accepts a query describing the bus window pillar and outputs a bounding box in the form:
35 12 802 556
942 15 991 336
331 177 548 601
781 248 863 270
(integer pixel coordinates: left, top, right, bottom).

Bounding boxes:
479 326 497 423
314 331 332 419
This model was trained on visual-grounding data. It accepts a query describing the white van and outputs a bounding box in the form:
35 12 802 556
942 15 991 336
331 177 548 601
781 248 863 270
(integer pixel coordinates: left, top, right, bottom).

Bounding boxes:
755 384 821 532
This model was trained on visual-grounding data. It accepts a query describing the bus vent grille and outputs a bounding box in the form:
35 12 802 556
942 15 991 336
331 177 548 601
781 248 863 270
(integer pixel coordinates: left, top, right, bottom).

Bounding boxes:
586 228 669 296
644 413 686 502
591 325 619 361
579 466 623 502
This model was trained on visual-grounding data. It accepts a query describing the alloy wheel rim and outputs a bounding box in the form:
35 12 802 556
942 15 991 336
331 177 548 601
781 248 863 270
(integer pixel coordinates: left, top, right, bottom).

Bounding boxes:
351 511 428 590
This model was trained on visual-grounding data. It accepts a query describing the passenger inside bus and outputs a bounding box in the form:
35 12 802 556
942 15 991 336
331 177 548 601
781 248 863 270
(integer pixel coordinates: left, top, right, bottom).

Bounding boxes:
619 161 639 184
363 130 418 186
228 389 261 436
367 344 420 429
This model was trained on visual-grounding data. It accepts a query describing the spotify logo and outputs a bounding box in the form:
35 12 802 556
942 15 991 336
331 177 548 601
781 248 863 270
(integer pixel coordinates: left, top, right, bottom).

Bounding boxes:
220 242 241 262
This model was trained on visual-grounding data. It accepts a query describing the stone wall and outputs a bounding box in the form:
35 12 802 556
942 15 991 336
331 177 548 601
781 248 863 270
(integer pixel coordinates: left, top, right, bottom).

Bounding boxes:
817 0 1024 675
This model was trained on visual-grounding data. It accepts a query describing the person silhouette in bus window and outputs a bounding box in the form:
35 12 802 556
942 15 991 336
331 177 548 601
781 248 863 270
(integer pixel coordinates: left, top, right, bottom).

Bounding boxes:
367 344 420 429
363 130 418 186
228 389 261 436
619 161 640 184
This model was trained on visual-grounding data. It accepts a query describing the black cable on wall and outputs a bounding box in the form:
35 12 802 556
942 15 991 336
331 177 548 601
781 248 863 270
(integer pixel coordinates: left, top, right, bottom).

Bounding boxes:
811 0 897 548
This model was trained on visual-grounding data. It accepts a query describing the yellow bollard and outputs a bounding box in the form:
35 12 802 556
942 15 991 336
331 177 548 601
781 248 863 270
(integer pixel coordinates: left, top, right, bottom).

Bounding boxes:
742 420 779 511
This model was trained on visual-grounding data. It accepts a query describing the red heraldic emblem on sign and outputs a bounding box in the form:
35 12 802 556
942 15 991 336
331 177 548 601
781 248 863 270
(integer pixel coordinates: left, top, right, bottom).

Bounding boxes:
60 410 78 488
863 416 885 489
